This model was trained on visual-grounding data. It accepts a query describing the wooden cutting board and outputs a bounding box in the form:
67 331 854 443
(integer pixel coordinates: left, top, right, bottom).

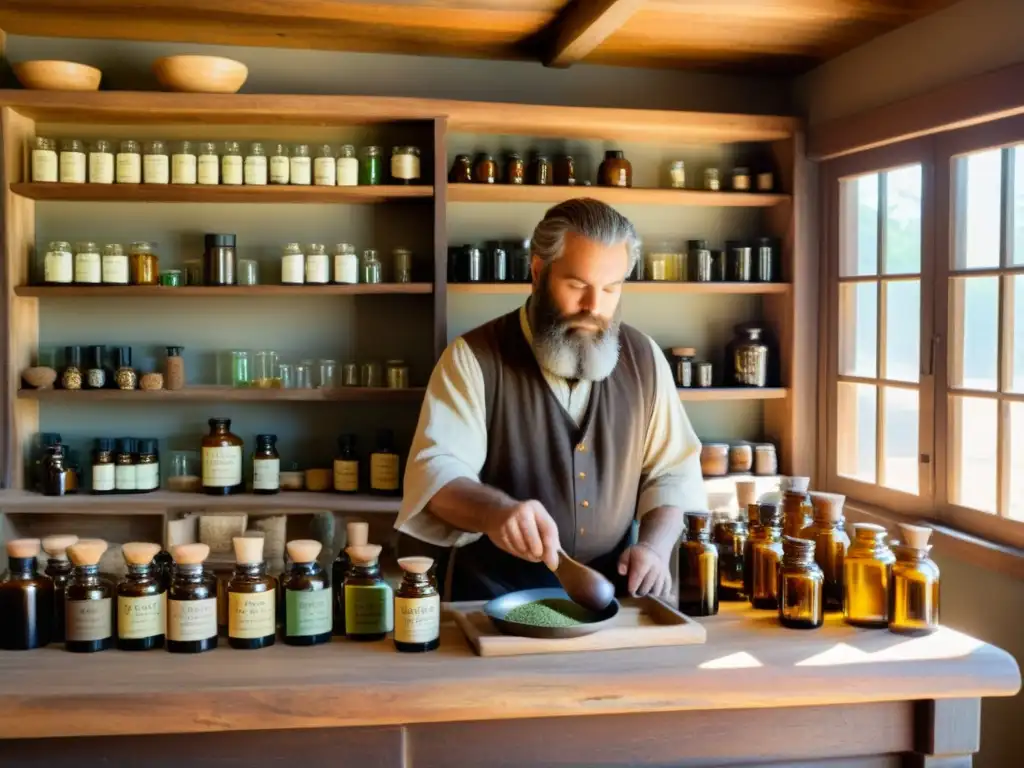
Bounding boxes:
448 596 706 657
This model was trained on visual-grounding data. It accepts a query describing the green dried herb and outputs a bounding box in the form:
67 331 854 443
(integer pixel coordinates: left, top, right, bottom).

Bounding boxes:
504 598 597 627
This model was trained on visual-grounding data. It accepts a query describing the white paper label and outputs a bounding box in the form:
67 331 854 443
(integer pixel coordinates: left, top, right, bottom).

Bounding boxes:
253 457 280 490
102 254 129 284
221 155 243 185
269 155 289 184
290 156 311 185
336 156 358 186
202 445 242 487
136 461 160 491
168 597 217 642
59 151 86 183
198 155 219 185
391 153 420 181
314 156 336 186
305 253 329 284
395 595 440 644
333 253 359 284
66 598 112 642
172 154 197 184
118 594 164 639
32 149 58 182
115 463 136 491
281 253 305 284
89 152 114 184
143 154 170 184
44 252 72 284
74 252 101 284
116 153 141 183
244 155 267 185
92 463 115 492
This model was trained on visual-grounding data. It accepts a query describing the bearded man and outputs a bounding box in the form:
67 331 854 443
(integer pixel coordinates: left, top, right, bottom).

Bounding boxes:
395 198 707 600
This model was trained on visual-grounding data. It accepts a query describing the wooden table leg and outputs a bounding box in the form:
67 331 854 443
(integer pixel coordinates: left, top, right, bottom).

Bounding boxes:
906 698 981 767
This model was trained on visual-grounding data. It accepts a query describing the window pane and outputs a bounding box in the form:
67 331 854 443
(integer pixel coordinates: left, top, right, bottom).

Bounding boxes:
949 395 997 513
837 382 877 483
1013 147 1024 266
884 165 922 275
881 387 918 494
883 279 920 382
840 174 878 277
839 282 877 378
1009 403 1024 521
950 276 999 391
1011 275 1024 394
954 149 1002 270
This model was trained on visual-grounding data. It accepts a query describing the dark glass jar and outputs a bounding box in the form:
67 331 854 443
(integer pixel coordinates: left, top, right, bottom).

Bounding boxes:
42 536 76 643
714 518 747 601
688 240 712 283
509 238 531 282
504 153 525 185
284 540 332 645
889 524 939 636
344 546 393 641
0 540 54 650
749 503 783 610
360 146 383 185
528 155 552 186
472 154 497 184
116 543 165 651
62 345 83 390
333 433 360 494
252 433 280 495
395 556 440 652
227 540 276 650
779 536 824 630
678 512 718 617
91 437 115 495
42 444 69 496
332 521 368 635
803 492 850 613
598 150 632 188
448 154 473 183
65 545 115 653
167 545 218 654
844 523 895 628
727 241 752 282
709 249 726 281
201 418 243 495
86 344 106 389
203 233 237 286
370 428 400 496
553 155 576 186
728 323 769 388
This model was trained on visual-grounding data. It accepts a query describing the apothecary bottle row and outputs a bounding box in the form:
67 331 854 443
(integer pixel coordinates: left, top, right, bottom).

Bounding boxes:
30 138 423 186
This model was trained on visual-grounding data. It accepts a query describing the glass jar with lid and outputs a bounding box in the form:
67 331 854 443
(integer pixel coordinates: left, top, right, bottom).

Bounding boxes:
360 146 383 185
386 360 409 389
129 242 159 286
197 142 219 185
392 248 412 283
528 155 552 186
221 141 243 185
269 143 289 185
32 137 58 182
59 139 86 184
668 346 695 387
314 145 336 186
390 146 420 184
290 144 312 185
88 140 114 184
101 244 129 285
171 141 197 185
333 243 358 284
281 242 305 285
472 154 497 184
732 167 751 192
554 155 576 186
43 241 73 285
116 140 142 184
318 359 338 389
74 242 101 285
669 160 686 189
448 155 473 183
598 150 631 188
143 140 169 184
305 243 329 285
336 145 358 186
244 142 267 186
704 167 721 191
505 153 525 185
361 249 382 284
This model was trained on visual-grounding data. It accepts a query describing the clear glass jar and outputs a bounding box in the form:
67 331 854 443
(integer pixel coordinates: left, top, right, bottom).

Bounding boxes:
221 141 243 185
277 363 295 389
392 248 412 283
361 249 382 284
88 140 114 184
290 144 311 185
754 443 777 476
74 241 101 285
129 241 159 286
360 146 382 185
305 243 329 285
230 350 251 387
197 141 219 185
281 242 304 285
314 145 336 186
59 139 86 183
32 137 58 182
732 167 751 192
238 259 259 286
360 361 382 387
704 167 721 191
184 258 203 286
318 359 338 389
341 362 358 386
700 443 729 477
116 140 141 184
101 244 129 285
391 146 421 184
168 450 201 493
296 360 314 389
253 350 279 389
336 144 358 186
669 160 686 189
243 142 267 186
43 241 73 285
141 140 169 184
171 140 197 185
333 243 358 284
270 143 289 185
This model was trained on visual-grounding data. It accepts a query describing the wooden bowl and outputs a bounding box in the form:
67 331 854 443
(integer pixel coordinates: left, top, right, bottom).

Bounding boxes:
153 55 248 94
13 60 102 91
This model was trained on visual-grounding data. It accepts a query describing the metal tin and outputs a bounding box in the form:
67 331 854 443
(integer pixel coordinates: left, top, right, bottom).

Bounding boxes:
691 243 712 282
844 523 895 628
727 241 752 281
159 270 183 287
756 237 775 282
678 512 718 617
486 242 508 282
889 524 939 636
203 233 237 286
713 518 747 601
461 246 483 283
779 536 823 629
749 503 782 610
386 360 409 389
695 361 713 388
804 492 850 613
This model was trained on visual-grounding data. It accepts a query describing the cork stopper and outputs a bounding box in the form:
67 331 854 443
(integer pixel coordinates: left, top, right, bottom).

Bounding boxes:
6 538 41 559
172 543 210 565
346 544 382 566
68 539 108 566
41 534 79 560
898 523 932 550
669 346 696 357
735 479 757 509
286 539 322 564
810 491 846 522
346 521 369 548
233 535 265 564
684 510 711 536
397 556 433 575
853 522 887 542
121 542 161 566
785 476 810 494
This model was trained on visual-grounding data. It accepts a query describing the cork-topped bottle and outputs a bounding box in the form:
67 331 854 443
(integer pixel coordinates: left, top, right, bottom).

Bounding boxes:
778 536 823 630
749 503 783 610
741 498 763 600
678 512 719 616
65 539 114 653
0 538 54 650
42 534 78 642
889 524 940 636
283 539 332 646
332 520 368 635
167 543 218 654
394 556 439 652
201 418 244 495
227 536 277 649
344 544 393 641
713 515 747 602
781 476 813 539
844 523 895 628
803 492 850 613
116 542 166 651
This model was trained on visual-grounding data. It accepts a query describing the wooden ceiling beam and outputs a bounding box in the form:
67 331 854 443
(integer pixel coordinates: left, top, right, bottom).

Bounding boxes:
543 0 647 68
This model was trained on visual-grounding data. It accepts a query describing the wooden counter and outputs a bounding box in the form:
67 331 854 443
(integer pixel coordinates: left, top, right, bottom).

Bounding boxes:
0 603 1018 767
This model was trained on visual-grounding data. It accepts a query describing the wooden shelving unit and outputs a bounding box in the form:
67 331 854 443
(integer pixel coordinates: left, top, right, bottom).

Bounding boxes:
448 282 790 296
14 284 433 298
447 184 789 207
18 387 426 403
678 388 787 402
12 182 433 204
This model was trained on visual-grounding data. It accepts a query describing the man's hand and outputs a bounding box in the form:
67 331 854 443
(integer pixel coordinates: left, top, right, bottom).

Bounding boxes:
617 543 672 597
486 499 561 571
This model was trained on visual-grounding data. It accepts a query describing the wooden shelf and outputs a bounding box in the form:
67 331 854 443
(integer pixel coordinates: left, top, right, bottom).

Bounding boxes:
678 388 787 401
448 282 790 296
14 283 432 298
448 184 789 207
11 182 433 204
18 386 425 403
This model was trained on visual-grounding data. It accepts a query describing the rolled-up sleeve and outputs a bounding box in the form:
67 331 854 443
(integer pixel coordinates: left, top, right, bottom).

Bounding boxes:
396 337 488 547
636 336 708 517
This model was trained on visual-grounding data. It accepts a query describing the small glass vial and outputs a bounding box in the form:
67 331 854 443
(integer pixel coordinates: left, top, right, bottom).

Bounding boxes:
136 438 159 492
102 243 129 285
332 521 368 634
269 143 290 184
244 142 268 186
804 492 850 613
44 240 73 285
669 160 686 189
281 242 305 285
361 249 382 284
731 167 751 191
336 144 358 186
197 141 219 185
305 243 330 285
114 437 137 492
391 146 421 184
393 248 412 283
253 434 280 495
314 144 336 186
678 512 719 617
91 437 115 494
778 536 824 630
86 344 108 388
221 141 243 185
59 139 87 183
65 540 114 653
142 140 169 184
361 146 383 185
283 539 332 645
227 536 276 650
333 243 358 284
889 524 940 636
449 154 473 183
749 503 783 610
333 433 360 494
844 522 895 628
117 542 165 651
74 241 101 285
370 428 400 495
42 535 78 643
116 140 142 184
62 345 83 390
704 167 721 191
713 517 747 601
202 418 244 495
167 543 218 654
395 556 440 652
31 137 58 182
0 538 54 650
781 476 813 539
41 444 68 496
129 241 159 285
88 139 114 184
344 544 393 641
290 144 311 185
171 140 197 184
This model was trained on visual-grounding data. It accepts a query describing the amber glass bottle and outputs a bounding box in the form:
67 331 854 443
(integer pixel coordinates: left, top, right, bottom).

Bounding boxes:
42 534 78 642
394 556 440 652
283 539 332 646
598 150 632 187
167 543 218 654
344 544 393 641
65 539 114 653
844 523 895 628
252 433 280 495
678 512 719 616
803 492 850 613
333 433 360 494
749 503 783 610
741 502 763 599
778 536 823 629
781 477 813 538
201 417 244 495
889 524 940 636
369 428 400 496
0 538 54 650
116 542 166 651
227 536 276 649
713 517 747 601
333 521 369 635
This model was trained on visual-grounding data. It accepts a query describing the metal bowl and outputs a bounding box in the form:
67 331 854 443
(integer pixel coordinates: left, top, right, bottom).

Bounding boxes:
484 587 620 639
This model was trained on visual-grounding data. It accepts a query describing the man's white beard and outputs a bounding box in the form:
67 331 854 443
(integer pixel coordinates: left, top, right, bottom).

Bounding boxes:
528 278 621 381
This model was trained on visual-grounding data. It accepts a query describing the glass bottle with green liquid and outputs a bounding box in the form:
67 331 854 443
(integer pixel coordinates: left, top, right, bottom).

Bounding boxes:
332 520 368 635
344 544 392 641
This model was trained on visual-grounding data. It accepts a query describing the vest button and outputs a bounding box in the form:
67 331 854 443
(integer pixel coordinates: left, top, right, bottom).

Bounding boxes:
579 527 586 535
578 471 586 479
581 500 589 508
576 443 586 452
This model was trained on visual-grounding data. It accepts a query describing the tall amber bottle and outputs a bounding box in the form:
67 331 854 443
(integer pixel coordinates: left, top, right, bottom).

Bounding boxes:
844 523 895 628
116 542 166 651
227 536 276 649
781 476 813 538
678 512 719 616
889 524 940 636
713 517 747 601
332 521 369 635
369 428 400 496
41 534 78 642
749 503 783 610
167 543 218 654
0 538 54 650
344 544 393 641
803 492 850 613
201 417 244 495
394 556 440 652
778 536 823 630
283 539 332 645
65 539 114 653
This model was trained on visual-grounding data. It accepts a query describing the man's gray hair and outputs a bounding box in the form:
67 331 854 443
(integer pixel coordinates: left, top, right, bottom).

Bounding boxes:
530 198 640 273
